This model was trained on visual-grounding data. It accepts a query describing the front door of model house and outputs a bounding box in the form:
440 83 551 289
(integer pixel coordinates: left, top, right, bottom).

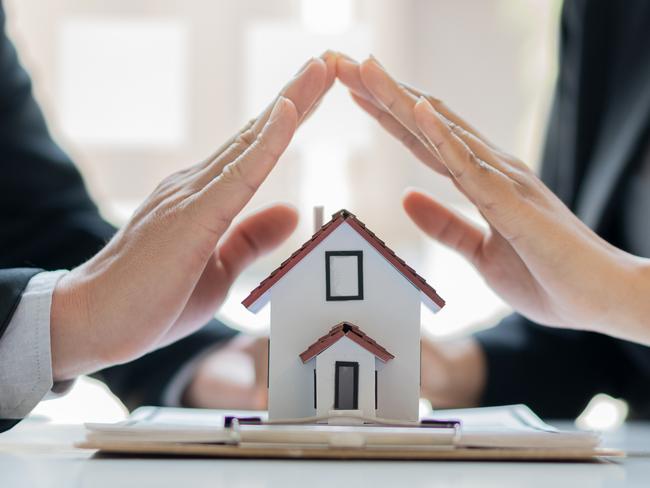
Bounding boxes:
334 361 359 409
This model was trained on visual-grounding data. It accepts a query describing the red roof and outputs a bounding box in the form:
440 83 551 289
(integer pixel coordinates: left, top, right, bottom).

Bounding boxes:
242 209 445 312
299 322 395 363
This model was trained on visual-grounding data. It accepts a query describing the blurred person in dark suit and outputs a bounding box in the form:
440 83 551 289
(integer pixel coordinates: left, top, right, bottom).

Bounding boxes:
0 2 337 431
337 0 650 419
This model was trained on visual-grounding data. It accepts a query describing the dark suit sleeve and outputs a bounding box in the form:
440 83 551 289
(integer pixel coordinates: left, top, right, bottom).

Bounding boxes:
0 268 42 432
0 6 236 431
475 313 641 418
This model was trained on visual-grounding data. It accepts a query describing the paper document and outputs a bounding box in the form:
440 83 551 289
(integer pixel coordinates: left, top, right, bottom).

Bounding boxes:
85 404 599 450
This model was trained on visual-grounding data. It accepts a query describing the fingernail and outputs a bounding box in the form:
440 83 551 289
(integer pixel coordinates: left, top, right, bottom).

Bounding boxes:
269 96 288 121
368 53 386 69
294 57 315 76
338 55 358 67
402 186 423 198
416 96 435 114
337 51 355 61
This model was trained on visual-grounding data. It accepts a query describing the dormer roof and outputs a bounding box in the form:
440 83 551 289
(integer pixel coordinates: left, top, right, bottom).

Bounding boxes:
299 322 395 363
242 209 445 313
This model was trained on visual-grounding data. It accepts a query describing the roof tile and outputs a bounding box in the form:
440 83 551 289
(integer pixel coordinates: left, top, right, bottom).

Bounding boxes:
242 209 445 310
299 322 395 363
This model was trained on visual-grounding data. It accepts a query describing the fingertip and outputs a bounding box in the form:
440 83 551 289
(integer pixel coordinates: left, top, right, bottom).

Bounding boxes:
337 57 367 95
272 201 299 229
402 187 430 214
273 96 298 126
266 199 298 215
320 49 338 60
413 97 443 140
358 57 376 80
414 96 435 120
244 202 300 238
321 51 337 88
359 56 384 81
294 58 327 90
337 54 358 70
336 51 356 62
308 56 328 77
298 58 328 103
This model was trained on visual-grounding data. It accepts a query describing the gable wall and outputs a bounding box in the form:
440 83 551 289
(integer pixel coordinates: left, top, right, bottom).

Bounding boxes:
268 222 421 421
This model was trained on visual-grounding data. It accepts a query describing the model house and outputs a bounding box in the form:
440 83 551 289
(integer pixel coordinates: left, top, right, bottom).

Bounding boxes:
242 209 445 422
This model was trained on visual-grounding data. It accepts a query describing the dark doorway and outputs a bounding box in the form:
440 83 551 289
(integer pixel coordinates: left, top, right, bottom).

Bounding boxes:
334 361 359 410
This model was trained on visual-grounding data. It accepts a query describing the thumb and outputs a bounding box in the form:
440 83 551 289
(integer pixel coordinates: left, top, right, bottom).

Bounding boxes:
403 189 485 266
217 203 299 284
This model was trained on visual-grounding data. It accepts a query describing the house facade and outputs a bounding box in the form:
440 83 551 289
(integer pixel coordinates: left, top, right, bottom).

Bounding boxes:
242 210 445 422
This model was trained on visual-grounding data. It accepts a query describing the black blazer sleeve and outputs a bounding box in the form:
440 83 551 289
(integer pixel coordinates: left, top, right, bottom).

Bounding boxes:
0 269 41 432
473 0 650 419
475 314 638 418
0 6 236 431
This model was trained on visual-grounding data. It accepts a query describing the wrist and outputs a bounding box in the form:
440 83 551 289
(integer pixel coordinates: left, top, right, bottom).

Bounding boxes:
597 256 650 346
50 270 101 381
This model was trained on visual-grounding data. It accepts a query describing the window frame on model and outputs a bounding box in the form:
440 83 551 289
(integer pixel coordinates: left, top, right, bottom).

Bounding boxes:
325 250 364 301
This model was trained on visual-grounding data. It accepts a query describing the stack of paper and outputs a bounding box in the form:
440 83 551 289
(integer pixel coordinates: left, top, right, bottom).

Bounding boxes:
78 404 621 461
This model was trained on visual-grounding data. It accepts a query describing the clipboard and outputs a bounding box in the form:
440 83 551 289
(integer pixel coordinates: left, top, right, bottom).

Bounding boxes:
76 405 625 462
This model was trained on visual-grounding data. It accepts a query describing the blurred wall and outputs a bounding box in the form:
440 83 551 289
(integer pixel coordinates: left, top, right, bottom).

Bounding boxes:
4 0 561 336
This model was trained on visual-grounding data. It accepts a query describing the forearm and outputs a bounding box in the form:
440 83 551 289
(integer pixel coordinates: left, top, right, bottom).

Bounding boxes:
587 253 650 347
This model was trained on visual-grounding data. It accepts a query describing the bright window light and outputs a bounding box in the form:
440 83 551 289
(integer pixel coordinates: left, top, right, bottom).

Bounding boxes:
300 0 353 35
30 376 127 425
58 17 188 147
575 393 628 431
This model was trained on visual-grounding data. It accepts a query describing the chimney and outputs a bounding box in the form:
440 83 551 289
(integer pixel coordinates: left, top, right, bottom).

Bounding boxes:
313 206 324 233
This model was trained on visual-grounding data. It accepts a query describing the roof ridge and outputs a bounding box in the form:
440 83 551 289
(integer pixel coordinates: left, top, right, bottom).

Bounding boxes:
299 322 395 363
242 209 445 312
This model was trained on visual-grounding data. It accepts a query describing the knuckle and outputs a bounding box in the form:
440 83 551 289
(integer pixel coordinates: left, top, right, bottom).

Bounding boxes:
219 161 256 193
456 150 479 178
154 172 181 193
449 121 467 139
475 157 492 175
253 137 282 161
236 128 257 148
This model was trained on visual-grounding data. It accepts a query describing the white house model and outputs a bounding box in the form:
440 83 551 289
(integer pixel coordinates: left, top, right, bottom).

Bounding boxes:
242 210 445 422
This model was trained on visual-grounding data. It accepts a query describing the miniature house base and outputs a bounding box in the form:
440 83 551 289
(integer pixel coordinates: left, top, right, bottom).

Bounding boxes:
242 210 445 422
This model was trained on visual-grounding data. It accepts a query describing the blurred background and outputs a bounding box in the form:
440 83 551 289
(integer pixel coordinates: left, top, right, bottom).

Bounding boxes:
5 0 625 429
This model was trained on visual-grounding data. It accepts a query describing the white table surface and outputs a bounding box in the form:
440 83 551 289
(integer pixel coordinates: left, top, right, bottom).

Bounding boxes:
2 417 650 488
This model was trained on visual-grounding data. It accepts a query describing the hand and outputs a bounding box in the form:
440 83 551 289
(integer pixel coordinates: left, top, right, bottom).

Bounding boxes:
184 335 268 410
50 53 338 381
420 337 486 409
338 54 650 345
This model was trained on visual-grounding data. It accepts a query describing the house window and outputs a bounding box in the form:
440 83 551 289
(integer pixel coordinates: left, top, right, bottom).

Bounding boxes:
325 251 363 301
334 361 359 410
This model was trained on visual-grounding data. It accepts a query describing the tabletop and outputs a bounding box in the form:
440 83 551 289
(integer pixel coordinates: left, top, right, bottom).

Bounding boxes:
2 417 650 488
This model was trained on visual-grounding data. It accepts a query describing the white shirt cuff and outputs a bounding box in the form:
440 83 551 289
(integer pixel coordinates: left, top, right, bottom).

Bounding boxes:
0 270 68 418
